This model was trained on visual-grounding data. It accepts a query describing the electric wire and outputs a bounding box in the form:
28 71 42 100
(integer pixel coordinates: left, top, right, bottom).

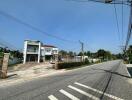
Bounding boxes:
121 0 124 46
124 6 132 52
0 37 19 50
0 10 78 44
113 3 121 45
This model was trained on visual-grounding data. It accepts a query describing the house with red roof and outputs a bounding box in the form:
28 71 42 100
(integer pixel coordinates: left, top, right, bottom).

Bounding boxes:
23 40 58 64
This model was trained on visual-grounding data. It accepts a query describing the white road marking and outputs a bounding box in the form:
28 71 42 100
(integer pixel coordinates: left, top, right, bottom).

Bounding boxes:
48 95 58 100
75 82 124 100
59 89 80 100
68 85 99 100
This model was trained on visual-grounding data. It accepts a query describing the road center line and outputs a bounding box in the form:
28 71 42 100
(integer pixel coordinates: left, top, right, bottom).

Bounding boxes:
74 82 124 100
68 85 99 100
59 89 80 100
48 95 58 100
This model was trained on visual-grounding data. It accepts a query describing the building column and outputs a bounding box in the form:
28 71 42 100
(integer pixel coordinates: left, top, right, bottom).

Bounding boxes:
23 41 27 64
38 42 41 63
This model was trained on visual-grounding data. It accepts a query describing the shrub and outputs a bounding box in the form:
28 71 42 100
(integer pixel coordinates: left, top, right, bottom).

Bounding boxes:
56 61 89 69
84 58 90 64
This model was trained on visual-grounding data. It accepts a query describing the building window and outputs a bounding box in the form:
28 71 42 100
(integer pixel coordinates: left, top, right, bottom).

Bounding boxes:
53 50 57 53
27 45 39 53
45 48 51 52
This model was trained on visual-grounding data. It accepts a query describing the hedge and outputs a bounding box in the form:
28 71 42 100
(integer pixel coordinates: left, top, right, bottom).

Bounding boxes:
55 60 90 69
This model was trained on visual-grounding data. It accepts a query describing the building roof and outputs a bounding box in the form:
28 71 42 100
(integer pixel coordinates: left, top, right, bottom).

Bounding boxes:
25 40 40 42
42 45 57 48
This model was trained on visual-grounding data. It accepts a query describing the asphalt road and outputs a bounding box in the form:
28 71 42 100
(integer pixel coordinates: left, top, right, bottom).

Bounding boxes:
0 60 132 100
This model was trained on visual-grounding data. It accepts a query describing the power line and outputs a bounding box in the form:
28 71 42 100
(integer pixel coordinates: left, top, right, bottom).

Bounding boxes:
0 10 78 43
66 0 130 6
0 38 19 51
68 0 122 44
67 0 132 60
121 0 124 46
124 5 132 52
66 0 105 3
65 0 90 2
113 3 121 44
67 0 123 52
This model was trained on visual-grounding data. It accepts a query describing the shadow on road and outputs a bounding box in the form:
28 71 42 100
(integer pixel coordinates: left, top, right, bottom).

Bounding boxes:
92 68 131 99
7 74 18 78
92 68 131 79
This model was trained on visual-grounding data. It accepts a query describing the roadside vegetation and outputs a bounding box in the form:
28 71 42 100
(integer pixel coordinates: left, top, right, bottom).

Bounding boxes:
0 46 125 70
55 59 90 69
59 49 121 61
0 47 23 67
55 49 123 70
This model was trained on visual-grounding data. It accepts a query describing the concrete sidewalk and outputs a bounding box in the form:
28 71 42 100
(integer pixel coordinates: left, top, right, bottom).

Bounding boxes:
0 63 66 88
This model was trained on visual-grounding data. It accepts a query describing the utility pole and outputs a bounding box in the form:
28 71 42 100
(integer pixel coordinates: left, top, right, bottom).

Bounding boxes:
124 1 132 61
71 0 132 60
79 40 84 62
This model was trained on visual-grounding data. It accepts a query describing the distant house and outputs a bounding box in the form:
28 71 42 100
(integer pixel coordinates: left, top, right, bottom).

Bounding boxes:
23 40 58 64
75 56 88 62
88 58 101 63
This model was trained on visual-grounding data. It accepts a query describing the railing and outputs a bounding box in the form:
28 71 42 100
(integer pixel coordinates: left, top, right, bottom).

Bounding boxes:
27 49 38 53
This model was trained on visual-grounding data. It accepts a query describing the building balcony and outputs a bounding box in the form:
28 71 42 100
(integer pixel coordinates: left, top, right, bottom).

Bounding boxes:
27 49 39 54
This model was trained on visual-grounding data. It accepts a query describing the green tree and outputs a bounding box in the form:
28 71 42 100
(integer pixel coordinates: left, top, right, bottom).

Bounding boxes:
104 51 112 60
68 51 74 57
78 52 83 56
96 49 106 60
59 50 68 57
96 49 112 61
0 47 23 58
127 45 132 63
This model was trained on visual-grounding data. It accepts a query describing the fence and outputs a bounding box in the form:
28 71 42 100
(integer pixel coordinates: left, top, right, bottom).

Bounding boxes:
0 57 22 67
61 57 82 63
8 57 22 66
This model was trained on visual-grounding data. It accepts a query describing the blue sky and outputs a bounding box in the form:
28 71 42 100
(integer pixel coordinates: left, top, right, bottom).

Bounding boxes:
0 0 130 53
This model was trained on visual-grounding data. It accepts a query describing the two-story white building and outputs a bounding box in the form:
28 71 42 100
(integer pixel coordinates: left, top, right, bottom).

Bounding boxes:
23 40 59 64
